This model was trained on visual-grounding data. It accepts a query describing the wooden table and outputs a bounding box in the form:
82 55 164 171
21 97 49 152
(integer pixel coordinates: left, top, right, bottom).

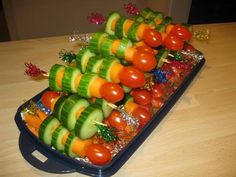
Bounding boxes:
0 23 236 177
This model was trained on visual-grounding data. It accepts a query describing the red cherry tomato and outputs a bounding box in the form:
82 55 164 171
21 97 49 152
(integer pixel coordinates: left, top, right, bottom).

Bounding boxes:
86 144 112 165
136 46 157 55
151 83 165 99
41 91 60 110
163 33 184 51
100 82 124 103
142 28 162 48
131 89 152 105
170 25 192 41
151 97 164 109
107 110 127 131
133 51 157 72
119 66 146 88
183 43 195 52
132 106 151 128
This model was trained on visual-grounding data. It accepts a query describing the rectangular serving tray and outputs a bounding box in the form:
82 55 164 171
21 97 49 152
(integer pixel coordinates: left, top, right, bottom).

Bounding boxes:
15 58 205 177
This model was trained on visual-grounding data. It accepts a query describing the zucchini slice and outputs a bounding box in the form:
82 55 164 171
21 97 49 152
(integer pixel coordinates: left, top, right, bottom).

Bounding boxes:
77 73 98 98
105 12 121 35
99 57 120 82
116 38 132 59
95 98 113 118
64 133 78 157
49 64 65 91
89 32 108 54
51 125 69 152
115 16 126 38
76 48 95 73
85 56 103 73
74 105 104 140
62 67 81 93
53 95 68 121
39 116 61 146
60 94 89 131
100 37 115 57
127 22 141 42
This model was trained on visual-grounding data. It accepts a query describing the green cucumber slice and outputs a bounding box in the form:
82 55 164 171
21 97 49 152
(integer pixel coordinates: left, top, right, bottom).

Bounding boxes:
161 16 173 25
100 37 115 57
156 24 166 33
76 48 95 73
95 98 113 118
115 16 126 38
127 22 141 41
64 133 78 157
156 49 170 68
49 64 65 91
140 8 154 19
116 38 132 59
89 32 108 54
152 12 164 24
51 125 69 152
62 67 81 93
85 56 103 73
77 73 98 98
74 105 104 140
105 12 121 35
134 15 145 22
39 116 60 145
61 95 89 131
99 57 120 82
53 96 68 121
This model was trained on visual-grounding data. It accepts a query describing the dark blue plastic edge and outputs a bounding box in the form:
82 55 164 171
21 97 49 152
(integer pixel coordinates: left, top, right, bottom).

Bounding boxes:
15 58 205 177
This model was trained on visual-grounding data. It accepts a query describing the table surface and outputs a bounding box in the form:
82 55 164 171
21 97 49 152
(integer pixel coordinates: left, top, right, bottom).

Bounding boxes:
0 23 236 177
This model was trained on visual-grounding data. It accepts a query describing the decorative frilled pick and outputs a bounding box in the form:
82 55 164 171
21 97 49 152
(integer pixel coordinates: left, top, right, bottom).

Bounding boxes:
68 30 92 45
87 12 106 25
59 49 76 64
124 2 140 15
152 69 168 83
24 62 48 78
95 122 118 143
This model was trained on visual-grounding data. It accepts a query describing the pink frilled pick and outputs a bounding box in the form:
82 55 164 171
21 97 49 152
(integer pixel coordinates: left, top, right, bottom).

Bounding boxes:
87 12 106 25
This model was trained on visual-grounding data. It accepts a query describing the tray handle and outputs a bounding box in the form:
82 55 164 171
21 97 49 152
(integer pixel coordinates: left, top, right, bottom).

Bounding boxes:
19 133 75 173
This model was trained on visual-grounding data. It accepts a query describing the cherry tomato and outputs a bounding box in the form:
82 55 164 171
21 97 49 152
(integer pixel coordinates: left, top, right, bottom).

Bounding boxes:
170 25 192 41
142 28 162 48
132 106 151 128
163 33 184 51
100 82 124 103
41 91 60 110
183 43 195 52
131 89 152 105
107 110 127 131
86 144 112 165
133 51 157 72
136 46 157 55
119 66 146 88
151 83 165 99
151 97 164 109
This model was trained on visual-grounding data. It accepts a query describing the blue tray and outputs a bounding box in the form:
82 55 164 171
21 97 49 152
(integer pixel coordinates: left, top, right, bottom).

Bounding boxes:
15 58 205 177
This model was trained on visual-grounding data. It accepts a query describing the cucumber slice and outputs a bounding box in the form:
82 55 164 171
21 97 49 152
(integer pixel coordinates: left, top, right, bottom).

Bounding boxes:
99 57 120 82
64 133 78 157
95 98 113 118
53 96 68 121
122 84 132 93
127 22 141 42
161 16 173 25
152 12 164 24
76 48 95 73
105 12 121 35
77 73 98 98
61 95 89 131
51 125 69 152
140 8 154 19
62 67 81 93
156 49 170 68
39 116 60 145
49 64 65 91
86 56 103 73
74 105 104 140
134 15 145 22
100 37 115 57
116 38 132 58
156 24 166 33
115 16 126 38
89 32 108 54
